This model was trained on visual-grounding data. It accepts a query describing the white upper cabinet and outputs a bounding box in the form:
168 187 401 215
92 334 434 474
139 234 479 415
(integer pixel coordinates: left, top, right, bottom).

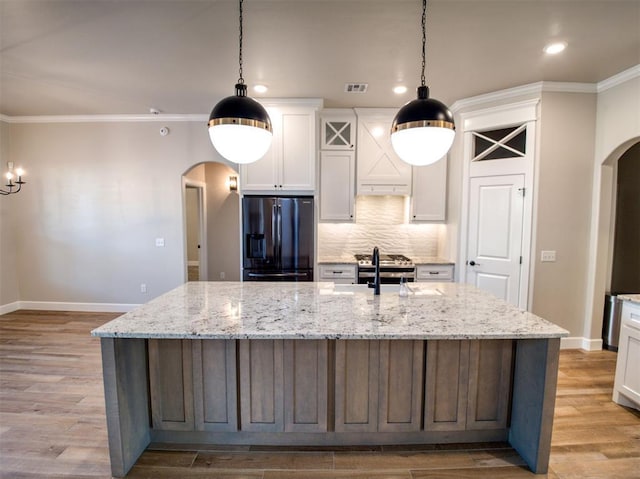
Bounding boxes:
411 157 447 221
354 108 412 196
319 109 356 221
241 102 320 194
319 150 355 221
320 109 356 151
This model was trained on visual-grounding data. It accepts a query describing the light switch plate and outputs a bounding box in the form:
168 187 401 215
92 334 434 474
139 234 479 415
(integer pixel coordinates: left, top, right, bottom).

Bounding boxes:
541 250 556 262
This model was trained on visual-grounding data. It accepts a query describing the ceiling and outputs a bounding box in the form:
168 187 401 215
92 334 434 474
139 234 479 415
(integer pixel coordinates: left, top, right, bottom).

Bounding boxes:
1 0 639 117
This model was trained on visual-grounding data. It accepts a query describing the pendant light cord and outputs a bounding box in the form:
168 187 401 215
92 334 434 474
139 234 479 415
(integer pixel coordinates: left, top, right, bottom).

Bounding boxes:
421 0 426 87
238 0 244 85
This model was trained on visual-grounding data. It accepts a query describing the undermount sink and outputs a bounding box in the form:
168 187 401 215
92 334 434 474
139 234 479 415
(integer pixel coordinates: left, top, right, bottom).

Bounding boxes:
322 283 442 296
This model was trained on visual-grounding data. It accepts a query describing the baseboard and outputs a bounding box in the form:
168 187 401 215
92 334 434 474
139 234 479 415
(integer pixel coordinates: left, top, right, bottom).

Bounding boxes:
8 301 140 313
0 301 21 315
561 336 603 351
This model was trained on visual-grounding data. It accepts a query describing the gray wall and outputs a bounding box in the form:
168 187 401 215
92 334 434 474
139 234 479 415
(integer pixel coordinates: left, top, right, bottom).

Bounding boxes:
532 92 597 337
0 121 20 307
204 162 241 281
2 119 232 305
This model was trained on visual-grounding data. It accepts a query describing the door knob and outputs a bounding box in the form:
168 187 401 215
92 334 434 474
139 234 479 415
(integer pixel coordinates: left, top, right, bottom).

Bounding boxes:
469 260 479 266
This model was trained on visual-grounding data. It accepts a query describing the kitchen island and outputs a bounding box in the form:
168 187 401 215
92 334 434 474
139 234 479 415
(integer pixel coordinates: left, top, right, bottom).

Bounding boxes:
92 281 568 477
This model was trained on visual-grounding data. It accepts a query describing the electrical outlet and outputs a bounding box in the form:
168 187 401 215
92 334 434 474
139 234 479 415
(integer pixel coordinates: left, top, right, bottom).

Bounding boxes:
220 272 226 280
155 238 165 247
540 250 556 262
140 283 147 293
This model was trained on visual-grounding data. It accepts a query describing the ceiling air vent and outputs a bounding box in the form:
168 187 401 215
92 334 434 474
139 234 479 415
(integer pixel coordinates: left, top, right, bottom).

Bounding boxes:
344 83 368 93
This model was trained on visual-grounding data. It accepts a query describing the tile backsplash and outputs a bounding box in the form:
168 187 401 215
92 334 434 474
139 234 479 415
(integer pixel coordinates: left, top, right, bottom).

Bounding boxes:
318 196 443 258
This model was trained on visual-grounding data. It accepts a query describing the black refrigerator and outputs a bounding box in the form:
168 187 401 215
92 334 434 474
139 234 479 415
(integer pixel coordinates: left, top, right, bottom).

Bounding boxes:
242 196 314 281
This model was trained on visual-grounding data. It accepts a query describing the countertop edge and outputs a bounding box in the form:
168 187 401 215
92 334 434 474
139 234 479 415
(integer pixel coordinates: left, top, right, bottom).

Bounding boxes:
91 331 569 340
619 294 640 305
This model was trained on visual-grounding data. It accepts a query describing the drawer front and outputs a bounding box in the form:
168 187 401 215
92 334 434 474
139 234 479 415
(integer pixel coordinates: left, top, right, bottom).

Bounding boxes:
416 265 454 282
319 265 356 280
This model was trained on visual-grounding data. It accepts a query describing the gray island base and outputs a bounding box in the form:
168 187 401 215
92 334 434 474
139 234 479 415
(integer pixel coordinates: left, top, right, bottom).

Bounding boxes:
92 282 568 477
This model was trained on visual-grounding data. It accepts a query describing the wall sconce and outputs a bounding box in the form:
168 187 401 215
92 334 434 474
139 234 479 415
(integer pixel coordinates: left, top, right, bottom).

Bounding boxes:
1 162 26 196
227 176 238 192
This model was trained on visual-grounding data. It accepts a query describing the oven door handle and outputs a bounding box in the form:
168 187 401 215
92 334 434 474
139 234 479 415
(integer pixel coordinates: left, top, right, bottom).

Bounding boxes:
247 272 309 278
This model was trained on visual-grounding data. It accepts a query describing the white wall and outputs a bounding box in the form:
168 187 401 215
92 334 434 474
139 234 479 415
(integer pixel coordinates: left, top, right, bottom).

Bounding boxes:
585 72 640 340
3 119 232 307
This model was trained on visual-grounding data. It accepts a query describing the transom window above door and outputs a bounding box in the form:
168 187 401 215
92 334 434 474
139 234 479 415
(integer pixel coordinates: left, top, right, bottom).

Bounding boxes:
472 124 527 161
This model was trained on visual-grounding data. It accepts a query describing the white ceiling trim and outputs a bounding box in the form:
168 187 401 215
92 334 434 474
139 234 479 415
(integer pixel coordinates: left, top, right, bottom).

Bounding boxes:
0 98 324 124
0 113 208 124
451 81 597 113
597 64 640 93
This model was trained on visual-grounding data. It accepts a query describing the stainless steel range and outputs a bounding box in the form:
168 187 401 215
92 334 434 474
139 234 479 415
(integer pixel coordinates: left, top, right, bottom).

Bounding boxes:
355 253 415 284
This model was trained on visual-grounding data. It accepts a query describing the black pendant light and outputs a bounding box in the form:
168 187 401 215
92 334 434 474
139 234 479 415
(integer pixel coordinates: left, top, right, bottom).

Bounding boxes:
208 0 272 164
391 0 455 166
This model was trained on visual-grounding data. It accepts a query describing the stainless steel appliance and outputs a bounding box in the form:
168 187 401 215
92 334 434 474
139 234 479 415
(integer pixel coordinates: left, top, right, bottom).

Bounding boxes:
356 253 415 284
242 196 314 281
602 293 623 351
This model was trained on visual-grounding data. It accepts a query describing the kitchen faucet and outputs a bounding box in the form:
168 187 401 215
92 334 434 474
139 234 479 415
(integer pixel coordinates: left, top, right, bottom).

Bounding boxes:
368 246 381 295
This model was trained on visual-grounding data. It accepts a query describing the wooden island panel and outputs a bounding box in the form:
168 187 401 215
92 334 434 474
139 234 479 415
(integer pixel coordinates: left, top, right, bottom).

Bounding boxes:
467 339 513 430
148 339 194 431
193 339 238 432
284 339 329 432
334 340 379 432
424 340 469 431
378 340 424 432
239 339 285 432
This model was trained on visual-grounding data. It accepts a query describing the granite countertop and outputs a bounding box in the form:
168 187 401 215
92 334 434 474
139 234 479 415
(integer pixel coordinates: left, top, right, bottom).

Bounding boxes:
412 257 455 265
92 282 568 340
317 256 454 265
317 255 357 264
619 294 640 305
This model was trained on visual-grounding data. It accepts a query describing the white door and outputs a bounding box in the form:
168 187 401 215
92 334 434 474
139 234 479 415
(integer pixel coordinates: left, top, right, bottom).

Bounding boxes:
184 183 207 281
467 174 525 306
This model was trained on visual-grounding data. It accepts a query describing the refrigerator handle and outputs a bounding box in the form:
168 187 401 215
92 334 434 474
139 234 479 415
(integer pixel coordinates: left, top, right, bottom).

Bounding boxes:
272 203 278 264
277 204 283 267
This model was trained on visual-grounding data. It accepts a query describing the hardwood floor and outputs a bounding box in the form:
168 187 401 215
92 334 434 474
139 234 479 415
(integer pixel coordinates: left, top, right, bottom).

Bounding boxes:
1 310 638 478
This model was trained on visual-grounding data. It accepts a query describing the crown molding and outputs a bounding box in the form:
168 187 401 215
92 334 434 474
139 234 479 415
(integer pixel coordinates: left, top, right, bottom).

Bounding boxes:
0 113 207 124
450 81 597 113
597 64 640 93
0 97 324 123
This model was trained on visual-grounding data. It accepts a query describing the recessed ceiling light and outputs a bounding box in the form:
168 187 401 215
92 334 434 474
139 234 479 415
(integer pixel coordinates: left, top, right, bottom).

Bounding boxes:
393 85 408 94
544 41 567 55
253 84 268 93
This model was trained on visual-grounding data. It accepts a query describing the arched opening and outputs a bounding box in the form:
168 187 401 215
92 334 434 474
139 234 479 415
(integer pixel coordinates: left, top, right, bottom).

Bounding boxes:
601 141 640 350
182 162 241 282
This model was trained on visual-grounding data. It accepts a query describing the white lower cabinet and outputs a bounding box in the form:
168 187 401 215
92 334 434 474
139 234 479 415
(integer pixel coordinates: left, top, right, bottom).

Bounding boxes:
319 264 357 284
416 264 454 282
613 300 640 410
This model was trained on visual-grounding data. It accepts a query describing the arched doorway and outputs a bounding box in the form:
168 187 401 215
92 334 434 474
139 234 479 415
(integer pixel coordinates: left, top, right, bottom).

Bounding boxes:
182 162 241 282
